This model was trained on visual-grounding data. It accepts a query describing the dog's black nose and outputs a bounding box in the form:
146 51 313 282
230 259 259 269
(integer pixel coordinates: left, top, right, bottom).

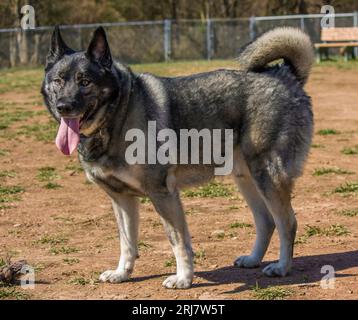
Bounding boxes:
56 102 73 114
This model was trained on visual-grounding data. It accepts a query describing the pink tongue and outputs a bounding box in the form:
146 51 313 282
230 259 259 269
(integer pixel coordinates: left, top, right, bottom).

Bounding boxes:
55 118 80 155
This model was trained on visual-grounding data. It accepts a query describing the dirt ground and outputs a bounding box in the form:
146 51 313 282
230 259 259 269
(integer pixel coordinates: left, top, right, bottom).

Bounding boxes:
0 61 357 300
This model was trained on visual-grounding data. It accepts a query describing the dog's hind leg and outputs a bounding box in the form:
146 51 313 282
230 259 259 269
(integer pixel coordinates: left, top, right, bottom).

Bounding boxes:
149 191 193 289
99 194 139 283
252 171 297 277
233 172 275 268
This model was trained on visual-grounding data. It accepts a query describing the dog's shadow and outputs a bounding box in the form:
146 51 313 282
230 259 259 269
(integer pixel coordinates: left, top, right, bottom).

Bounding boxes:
131 250 357 293
193 250 358 293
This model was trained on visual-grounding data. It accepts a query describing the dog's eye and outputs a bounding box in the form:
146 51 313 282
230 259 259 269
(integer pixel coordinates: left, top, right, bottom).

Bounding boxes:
53 78 62 86
79 79 91 87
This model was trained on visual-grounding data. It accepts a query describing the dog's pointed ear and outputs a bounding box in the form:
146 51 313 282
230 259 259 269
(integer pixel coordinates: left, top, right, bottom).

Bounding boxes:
87 27 112 69
46 26 73 70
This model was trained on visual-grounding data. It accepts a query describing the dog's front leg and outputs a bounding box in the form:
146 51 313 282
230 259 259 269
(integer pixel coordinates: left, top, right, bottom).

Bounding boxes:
99 194 139 283
149 191 193 289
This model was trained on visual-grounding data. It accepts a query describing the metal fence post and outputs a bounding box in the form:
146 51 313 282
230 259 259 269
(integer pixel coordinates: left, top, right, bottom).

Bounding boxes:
354 12 358 57
300 17 305 30
249 16 256 41
164 19 172 62
206 18 213 60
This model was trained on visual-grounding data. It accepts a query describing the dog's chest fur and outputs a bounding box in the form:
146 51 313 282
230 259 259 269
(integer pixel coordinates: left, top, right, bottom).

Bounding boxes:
81 157 144 196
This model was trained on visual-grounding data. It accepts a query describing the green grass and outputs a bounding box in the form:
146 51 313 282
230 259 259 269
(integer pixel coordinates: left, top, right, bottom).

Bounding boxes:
0 257 6 268
334 181 358 195
164 256 176 267
37 167 62 189
36 167 59 182
50 246 79 255
0 287 30 300
311 144 325 148
304 224 349 238
193 249 206 264
43 182 62 189
317 129 339 135
316 59 358 69
0 109 36 130
0 185 24 203
296 224 350 244
63 258 80 265
0 149 9 156
35 234 68 245
341 146 358 155
138 241 152 250
65 163 84 174
0 170 16 178
68 277 93 286
140 196 151 204
230 222 253 229
313 167 354 176
17 119 57 142
0 69 43 93
183 181 234 198
336 208 358 217
252 284 293 300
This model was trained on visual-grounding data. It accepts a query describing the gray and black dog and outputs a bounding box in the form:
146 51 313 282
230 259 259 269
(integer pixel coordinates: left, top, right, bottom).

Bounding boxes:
41 26 314 289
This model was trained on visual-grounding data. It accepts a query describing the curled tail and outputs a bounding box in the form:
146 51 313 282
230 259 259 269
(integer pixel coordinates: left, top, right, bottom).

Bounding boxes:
238 27 314 84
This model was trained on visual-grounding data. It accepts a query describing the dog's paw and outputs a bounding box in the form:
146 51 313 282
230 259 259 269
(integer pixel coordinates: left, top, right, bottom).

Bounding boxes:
234 255 261 268
262 263 289 277
162 275 192 289
99 269 130 283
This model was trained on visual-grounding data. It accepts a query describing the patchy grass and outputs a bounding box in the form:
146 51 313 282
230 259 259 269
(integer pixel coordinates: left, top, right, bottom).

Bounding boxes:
35 234 68 245
44 182 62 189
0 257 6 268
0 110 36 130
341 146 358 155
183 181 234 198
138 241 152 250
140 196 151 204
252 284 293 300
50 246 79 255
0 69 42 93
297 224 350 244
63 258 80 265
0 149 9 156
311 144 325 148
0 185 24 203
68 277 95 286
164 256 176 267
193 249 206 265
0 287 30 300
313 167 354 176
334 182 358 195
0 170 16 178
317 129 339 135
17 120 57 142
36 167 59 182
336 208 358 217
230 222 253 229
307 224 350 237
65 163 84 174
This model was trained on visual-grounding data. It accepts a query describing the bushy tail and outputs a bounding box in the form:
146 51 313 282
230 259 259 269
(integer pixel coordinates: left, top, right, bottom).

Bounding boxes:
238 27 314 84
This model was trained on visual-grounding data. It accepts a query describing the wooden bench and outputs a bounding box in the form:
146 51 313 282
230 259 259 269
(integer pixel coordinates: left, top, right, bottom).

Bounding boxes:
314 27 358 62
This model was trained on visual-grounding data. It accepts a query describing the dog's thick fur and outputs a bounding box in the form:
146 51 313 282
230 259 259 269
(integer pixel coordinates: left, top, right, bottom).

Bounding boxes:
41 26 314 289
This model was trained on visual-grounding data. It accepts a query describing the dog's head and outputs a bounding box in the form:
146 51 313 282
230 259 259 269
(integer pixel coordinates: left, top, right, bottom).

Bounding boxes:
41 26 120 155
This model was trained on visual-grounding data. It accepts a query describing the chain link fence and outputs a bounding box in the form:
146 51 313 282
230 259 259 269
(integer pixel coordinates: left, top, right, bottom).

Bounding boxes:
0 12 357 68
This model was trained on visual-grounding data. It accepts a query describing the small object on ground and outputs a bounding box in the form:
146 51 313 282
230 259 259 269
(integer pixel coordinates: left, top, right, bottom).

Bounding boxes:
0 259 28 284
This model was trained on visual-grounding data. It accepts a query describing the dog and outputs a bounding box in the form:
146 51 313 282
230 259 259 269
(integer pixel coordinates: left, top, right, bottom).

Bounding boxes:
41 26 314 289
